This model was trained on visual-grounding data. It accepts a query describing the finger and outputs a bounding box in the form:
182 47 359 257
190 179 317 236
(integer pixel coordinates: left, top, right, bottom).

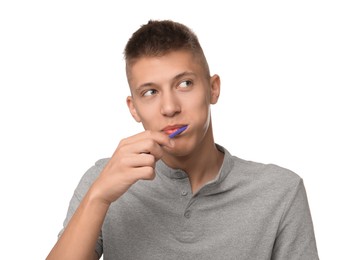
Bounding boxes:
118 130 174 150
121 153 157 168
130 166 156 181
116 140 163 162
118 134 173 160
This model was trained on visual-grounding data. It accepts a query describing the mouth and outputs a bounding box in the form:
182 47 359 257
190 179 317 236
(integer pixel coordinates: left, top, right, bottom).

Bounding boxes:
162 125 188 137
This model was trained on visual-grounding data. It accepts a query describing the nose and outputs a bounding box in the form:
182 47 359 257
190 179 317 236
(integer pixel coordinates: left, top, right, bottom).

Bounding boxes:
160 91 181 117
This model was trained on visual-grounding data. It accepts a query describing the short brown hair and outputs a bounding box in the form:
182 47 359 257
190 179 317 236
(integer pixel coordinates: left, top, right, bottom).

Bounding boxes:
124 20 210 77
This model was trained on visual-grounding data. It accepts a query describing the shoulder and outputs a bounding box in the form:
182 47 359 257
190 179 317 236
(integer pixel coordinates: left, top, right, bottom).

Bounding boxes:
235 156 300 180
74 158 110 197
230 155 302 194
218 145 302 190
81 158 109 182
226 156 309 219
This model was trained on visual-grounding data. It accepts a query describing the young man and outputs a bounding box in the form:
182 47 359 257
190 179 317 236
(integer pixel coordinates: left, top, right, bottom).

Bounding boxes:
47 20 319 259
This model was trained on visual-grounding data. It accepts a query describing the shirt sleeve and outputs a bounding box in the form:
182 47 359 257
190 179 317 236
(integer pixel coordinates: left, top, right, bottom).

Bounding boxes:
272 179 319 260
57 160 108 258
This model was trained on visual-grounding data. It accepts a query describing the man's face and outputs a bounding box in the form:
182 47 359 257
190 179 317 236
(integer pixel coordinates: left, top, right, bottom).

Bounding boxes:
127 50 220 156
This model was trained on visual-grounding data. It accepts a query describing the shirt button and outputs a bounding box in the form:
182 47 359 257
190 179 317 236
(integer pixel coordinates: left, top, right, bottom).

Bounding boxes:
184 210 191 218
181 191 188 196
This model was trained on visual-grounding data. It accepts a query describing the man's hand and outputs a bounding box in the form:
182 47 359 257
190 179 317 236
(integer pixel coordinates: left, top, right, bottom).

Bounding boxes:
88 130 175 205
46 130 174 260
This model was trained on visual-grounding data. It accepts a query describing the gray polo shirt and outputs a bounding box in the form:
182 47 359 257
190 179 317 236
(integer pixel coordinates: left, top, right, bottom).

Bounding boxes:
61 145 319 259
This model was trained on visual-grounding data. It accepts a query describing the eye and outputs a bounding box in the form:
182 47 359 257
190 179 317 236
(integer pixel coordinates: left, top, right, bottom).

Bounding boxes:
178 80 193 89
143 89 157 97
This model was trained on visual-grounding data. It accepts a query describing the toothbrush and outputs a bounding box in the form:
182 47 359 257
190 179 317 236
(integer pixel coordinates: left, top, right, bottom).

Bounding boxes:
168 125 188 138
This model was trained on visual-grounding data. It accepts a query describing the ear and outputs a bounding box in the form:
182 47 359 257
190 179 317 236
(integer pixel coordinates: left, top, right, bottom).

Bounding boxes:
210 74 221 104
126 96 142 122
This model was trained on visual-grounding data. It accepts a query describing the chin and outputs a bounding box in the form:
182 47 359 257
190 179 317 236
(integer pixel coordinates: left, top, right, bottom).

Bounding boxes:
163 143 194 157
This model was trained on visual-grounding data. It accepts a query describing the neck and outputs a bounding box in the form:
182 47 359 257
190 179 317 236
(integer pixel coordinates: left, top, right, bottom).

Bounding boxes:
162 125 224 193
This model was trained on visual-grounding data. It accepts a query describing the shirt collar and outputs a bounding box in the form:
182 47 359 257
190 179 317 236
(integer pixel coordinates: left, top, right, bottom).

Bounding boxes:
156 144 234 186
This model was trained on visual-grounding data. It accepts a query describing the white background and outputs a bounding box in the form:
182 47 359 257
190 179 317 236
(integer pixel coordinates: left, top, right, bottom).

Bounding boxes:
0 1 362 259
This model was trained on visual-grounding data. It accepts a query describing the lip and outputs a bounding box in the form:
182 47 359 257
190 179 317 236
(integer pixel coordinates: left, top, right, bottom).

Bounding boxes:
162 124 187 135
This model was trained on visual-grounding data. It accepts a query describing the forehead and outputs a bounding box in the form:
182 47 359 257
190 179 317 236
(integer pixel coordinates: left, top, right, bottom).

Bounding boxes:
127 50 206 88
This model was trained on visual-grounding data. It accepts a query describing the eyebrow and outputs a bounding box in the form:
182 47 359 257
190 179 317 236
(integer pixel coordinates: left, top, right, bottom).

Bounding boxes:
135 71 197 92
173 71 196 81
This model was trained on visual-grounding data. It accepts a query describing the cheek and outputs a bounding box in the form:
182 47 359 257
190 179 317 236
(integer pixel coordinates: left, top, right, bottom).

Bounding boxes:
134 104 159 129
184 87 210 110
184 94 211 129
